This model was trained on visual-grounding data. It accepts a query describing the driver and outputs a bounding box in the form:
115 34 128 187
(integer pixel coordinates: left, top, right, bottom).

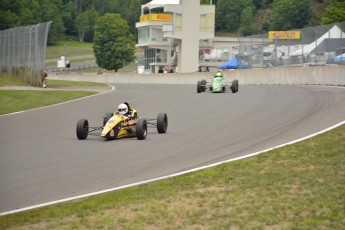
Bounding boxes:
214 71 223 78
118 102 136 132
118 102 131 117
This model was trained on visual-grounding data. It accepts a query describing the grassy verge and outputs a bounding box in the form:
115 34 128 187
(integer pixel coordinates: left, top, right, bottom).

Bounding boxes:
47 79 107 87
0 124 344 229
46 40 93 60
0 77 107 87
0 90 97 115
0 77 106 114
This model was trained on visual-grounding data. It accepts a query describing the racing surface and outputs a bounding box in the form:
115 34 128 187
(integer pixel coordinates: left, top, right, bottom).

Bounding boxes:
1 84 345 213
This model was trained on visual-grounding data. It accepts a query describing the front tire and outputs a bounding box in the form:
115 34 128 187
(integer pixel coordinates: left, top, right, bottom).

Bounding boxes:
136 118 147 140
157 113 168 133
197 81 202 93
76 118 89 140
201 79 206 92
231 80 239 93
233 79 239 92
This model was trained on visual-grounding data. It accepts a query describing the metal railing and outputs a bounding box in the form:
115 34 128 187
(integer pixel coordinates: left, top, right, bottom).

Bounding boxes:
237 21 345 68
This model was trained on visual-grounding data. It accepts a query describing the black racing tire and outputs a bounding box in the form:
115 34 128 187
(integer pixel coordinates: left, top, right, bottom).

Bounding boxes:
76 118 89 140
201 79 206 92
234 79 239 92
197 81 202 93
136 118 147 140
103 113 113 126
157 113 168 133
231 80 239 93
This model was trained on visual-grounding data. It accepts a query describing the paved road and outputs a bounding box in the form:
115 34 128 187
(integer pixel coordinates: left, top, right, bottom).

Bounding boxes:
1 84 345 213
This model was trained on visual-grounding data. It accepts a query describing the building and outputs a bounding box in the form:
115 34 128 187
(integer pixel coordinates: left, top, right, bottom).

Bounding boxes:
135 0 269 73
136 0 217 73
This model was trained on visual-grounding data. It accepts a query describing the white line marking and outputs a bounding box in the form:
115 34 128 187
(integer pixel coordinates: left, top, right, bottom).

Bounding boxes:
1 119 344 216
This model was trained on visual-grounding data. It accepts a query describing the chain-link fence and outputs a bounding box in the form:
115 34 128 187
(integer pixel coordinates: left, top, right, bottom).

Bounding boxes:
0 21 51 86
237 21 345 69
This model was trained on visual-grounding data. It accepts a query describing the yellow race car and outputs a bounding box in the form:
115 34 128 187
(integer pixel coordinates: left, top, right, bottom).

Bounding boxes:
76 103 168 140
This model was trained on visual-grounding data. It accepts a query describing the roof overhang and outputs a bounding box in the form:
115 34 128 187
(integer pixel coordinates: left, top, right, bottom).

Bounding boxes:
142 0 179 12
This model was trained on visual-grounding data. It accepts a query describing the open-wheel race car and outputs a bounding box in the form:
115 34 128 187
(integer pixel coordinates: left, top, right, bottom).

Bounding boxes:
197 72 239 93
76 103 168 140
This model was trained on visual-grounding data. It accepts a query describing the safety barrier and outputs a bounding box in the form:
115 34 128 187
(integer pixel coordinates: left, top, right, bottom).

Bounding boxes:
48 65 345 86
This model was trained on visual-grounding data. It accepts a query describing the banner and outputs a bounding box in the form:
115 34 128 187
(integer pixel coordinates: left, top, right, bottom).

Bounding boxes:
140 14 171 22
268 31 301 39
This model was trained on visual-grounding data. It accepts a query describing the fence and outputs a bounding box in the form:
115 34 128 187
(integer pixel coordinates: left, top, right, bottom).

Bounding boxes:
0 21 51 86
237 21 345 68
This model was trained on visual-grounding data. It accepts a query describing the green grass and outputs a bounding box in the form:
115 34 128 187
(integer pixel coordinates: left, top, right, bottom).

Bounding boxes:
0 77 27 86
0 77 107 87
0 90 97 114
0 77 107 114
0 124 344 229
48 79 107 87
46 40 93 60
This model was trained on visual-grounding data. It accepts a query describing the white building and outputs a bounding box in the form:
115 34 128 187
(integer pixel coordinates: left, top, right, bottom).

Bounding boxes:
135 0 271 73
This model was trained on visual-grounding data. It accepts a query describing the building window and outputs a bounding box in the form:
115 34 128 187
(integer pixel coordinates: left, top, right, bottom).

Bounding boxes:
175 14 182 32
138 27 150 44
200 13 214 33
151 28 163 42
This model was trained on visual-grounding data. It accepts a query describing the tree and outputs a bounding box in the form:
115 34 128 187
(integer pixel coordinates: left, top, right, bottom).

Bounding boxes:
39 0 66 44
239 6 256 36
321 1 345 25
270 0 312 30
216 0 240 32
75 8 99 42
75 11 89 42
84 8 99 42
93 13 135 72
60 0 76 36
0 0 27 30
215 0 254 32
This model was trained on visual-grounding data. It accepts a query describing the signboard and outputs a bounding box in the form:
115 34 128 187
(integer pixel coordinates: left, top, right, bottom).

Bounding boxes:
140 14 171 22
268 31 301 39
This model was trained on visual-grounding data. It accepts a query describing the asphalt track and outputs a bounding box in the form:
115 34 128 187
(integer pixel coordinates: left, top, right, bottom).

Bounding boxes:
1 84 345 214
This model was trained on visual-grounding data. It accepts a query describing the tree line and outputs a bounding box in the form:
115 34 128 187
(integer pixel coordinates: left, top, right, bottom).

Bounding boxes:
1 0 344 71
1 0 344 42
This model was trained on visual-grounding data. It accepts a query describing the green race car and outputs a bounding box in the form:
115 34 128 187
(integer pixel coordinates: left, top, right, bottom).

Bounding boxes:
197 75 239 93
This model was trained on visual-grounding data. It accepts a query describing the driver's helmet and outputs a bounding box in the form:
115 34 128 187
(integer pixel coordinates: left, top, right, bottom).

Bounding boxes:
118 103 128 115
215 72 223 77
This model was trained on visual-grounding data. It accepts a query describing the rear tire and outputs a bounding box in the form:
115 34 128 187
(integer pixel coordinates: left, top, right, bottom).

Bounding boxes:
157 113 168 133
136 118 147 140
76 118 89 140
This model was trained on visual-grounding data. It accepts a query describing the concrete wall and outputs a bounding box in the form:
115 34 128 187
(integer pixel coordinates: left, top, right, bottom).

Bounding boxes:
49 65 345 86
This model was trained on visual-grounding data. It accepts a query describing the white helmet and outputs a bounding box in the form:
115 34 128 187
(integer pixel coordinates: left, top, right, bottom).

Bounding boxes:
118 103 128 115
